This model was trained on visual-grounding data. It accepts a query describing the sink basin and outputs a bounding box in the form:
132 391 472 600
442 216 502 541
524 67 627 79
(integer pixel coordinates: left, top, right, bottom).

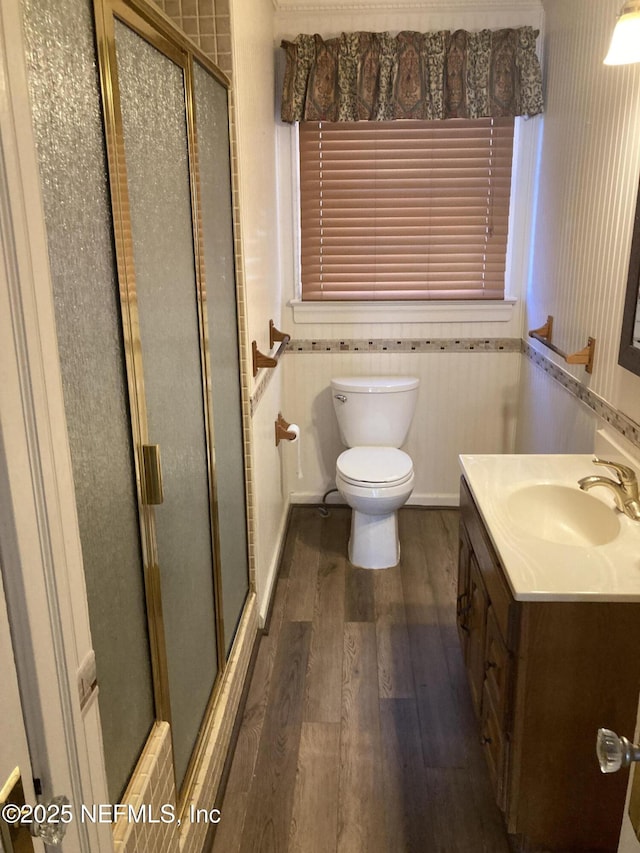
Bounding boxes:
459 453 640 600
506 484 621 547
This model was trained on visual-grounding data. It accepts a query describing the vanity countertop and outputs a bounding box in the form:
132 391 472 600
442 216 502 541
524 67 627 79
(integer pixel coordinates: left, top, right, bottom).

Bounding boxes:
459 453 640 602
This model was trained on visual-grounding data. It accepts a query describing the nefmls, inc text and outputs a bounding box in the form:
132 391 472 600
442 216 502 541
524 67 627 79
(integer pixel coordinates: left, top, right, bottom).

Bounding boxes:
79 804 221 825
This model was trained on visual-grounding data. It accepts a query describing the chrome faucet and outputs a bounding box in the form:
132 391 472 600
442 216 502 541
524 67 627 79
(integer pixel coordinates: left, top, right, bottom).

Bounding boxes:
578 457 640 521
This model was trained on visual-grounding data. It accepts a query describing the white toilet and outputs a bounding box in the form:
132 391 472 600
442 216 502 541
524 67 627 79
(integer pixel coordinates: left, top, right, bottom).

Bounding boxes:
331 376 419 569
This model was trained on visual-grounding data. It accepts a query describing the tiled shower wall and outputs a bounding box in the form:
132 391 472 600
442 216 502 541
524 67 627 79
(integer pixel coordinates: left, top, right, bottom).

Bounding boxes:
153 0 232 75
112 724 178 853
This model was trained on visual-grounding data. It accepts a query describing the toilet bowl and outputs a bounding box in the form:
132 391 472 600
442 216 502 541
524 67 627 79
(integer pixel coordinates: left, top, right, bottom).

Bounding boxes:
331 376 419 570
336 447 415 568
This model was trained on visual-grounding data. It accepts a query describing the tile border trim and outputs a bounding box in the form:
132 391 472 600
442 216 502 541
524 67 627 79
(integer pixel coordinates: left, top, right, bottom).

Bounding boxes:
250 366 276 416
250 335 640 454
249 336 520 415
522 341 640 449
286 336 521 354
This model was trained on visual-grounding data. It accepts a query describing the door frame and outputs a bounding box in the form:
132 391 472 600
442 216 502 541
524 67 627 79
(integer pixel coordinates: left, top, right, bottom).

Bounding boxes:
0 562 41 853
0 2 112 850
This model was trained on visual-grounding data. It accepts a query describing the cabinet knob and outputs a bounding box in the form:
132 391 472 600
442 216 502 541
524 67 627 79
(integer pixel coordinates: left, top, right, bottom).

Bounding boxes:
485 660 497 672
596 728 640 773
480 735 493 746
456 592 470 617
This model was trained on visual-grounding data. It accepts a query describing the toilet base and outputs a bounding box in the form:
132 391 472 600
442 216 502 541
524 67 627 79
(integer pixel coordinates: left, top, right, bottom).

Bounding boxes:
348 509 399 570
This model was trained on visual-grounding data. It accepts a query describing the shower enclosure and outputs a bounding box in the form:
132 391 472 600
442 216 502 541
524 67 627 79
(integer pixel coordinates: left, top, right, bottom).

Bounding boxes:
22 0 250 805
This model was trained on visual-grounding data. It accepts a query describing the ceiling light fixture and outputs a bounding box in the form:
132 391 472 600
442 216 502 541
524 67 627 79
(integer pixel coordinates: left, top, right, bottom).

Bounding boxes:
604 0 640 65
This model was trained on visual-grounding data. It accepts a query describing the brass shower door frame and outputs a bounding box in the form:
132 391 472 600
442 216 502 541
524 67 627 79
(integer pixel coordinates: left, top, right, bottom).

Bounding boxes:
93 0 240 809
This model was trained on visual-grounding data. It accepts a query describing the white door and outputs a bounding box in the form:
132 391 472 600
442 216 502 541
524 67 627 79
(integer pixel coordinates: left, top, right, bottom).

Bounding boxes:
0 570 42 853
617 702 640 852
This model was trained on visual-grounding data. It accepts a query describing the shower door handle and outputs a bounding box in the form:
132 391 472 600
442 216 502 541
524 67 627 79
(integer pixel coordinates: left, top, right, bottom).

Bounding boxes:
141 444 164 505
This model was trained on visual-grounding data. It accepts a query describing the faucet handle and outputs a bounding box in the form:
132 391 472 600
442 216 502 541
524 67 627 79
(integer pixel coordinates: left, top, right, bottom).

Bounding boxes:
592 456 638 486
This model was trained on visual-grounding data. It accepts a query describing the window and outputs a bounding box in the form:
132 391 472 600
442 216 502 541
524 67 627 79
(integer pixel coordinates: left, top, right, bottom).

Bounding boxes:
299 118 515 302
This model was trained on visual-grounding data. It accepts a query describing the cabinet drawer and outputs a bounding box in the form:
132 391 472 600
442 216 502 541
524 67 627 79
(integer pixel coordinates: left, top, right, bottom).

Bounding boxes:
460 477 514 646
457 524 471 656
481 684 508 811
484 606 512 730
466 554 488 717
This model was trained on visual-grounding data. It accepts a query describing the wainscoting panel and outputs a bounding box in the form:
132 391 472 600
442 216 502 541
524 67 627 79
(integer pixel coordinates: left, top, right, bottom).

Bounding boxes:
282 350 521 505
515 354 597 454
524 0 640 439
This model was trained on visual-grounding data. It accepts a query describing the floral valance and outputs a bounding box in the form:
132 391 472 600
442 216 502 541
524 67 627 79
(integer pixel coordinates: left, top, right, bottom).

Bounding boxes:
280 28 543 123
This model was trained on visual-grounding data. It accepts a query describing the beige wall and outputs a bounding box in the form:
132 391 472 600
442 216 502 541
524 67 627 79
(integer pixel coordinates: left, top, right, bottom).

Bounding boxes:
282 350 521 505
275 1 544 509
230 0 289 621
516 0 640 452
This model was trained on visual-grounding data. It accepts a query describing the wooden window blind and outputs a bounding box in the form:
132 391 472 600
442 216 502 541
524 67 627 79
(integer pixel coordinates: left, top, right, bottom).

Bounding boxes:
299 118 515 301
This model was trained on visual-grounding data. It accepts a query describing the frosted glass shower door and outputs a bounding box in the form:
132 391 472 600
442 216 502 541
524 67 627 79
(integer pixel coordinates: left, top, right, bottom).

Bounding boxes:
114 21 220 792
194 63 250 653
22 0 156 805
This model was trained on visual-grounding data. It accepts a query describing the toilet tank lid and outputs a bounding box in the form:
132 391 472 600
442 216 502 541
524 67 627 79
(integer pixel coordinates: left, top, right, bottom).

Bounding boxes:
331 376 419 393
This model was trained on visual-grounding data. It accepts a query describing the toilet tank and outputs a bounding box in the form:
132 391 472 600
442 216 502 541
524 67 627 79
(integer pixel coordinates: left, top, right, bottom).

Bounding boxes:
331 376 419 447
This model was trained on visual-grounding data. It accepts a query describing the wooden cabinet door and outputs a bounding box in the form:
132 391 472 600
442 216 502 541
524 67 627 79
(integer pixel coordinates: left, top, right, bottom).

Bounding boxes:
481 606 513 812
457 525 472 654
484 605 512 729
466 554 488 717
480 682 508 811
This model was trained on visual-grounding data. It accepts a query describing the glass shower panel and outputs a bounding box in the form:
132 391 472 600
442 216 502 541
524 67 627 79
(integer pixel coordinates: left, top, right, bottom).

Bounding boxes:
21 0 155 802
114 21 219 791
193 63 250 653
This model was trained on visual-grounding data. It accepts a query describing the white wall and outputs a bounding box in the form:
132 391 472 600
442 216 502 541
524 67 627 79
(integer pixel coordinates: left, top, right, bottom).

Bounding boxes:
250 374 291 623
231 0 289 620
517 0 640 452
516 356 597 453
275 0 544 504
283 351 520 504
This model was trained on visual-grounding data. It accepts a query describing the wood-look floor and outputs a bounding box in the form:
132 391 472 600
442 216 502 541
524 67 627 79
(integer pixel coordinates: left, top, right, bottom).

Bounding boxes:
212 506 512 853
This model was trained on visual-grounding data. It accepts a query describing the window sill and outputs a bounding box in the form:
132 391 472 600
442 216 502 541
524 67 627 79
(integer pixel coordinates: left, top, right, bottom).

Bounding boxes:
289 298 517 324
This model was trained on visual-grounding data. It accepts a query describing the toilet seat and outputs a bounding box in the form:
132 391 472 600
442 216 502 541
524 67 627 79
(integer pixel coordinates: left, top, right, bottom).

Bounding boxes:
336 447 413 488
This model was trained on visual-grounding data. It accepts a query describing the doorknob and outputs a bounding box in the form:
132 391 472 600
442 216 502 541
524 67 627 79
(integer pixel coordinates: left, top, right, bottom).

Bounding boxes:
1 768 70 849
28 795 71 845
597 727 640 773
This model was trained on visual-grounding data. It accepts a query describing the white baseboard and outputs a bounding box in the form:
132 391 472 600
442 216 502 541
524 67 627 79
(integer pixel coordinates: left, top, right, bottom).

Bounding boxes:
407 492 459 507
258 497 292 628
288 490 460 508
